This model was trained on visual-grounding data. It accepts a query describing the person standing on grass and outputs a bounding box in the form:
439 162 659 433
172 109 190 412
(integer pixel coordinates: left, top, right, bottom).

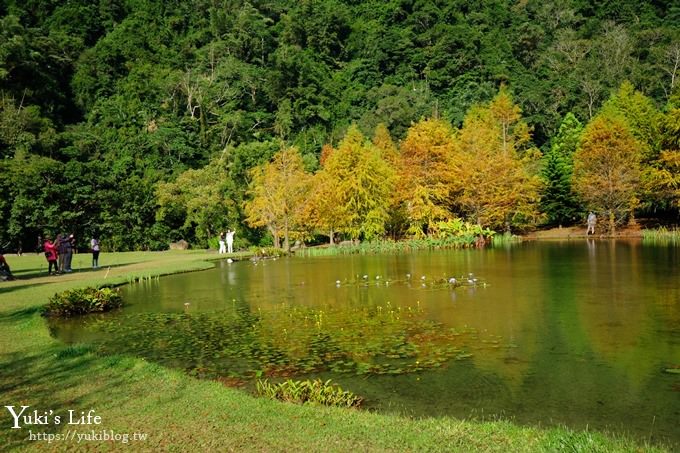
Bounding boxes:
226 229 235 254
64 234 75 272
218 231 226 254
44 236 58 275
0 253 14 281
56 234 65 273
57 233 73 273
91 236 100 269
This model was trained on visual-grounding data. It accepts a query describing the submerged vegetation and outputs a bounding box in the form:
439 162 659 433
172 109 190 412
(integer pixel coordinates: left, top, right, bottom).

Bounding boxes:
59 301 481 380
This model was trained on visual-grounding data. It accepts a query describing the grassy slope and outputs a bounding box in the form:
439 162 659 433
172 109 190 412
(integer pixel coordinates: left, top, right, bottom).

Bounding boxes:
0 252 668 452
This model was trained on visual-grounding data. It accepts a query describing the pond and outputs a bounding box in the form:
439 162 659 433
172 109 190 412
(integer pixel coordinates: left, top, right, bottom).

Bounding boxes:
49 240 680 447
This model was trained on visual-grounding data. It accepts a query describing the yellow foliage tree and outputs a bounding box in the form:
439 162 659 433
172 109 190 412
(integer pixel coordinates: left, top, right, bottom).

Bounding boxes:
451 89 542 230
398 118 457 236
645 150 680 209
489 85 523 155
643 104 680 210
309 125 395 241
244 146 311 250
301 167 341 244
572 113 642 232
372 123 399 164
372 123 407 238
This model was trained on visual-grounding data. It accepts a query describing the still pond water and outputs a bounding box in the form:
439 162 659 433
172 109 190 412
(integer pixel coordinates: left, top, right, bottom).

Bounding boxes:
50 240 680 446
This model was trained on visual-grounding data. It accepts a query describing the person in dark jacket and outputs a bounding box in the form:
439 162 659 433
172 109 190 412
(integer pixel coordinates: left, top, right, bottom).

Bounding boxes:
0 253 14 281
56 234 65 273
64 234 75 272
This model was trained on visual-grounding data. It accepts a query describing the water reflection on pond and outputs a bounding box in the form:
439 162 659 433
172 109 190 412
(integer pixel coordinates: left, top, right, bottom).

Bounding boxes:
49 240 680 447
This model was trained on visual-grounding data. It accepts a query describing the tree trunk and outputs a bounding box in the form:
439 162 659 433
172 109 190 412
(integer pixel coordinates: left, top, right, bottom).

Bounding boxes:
268 224 280 248
329 229 334 246
284 218 290 252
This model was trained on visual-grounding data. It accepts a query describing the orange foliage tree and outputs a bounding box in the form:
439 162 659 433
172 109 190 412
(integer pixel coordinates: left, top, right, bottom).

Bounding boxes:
301 168 342 244
451 88 542 230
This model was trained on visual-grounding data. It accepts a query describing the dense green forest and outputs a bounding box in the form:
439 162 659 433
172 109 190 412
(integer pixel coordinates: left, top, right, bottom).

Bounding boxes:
1 0 679 251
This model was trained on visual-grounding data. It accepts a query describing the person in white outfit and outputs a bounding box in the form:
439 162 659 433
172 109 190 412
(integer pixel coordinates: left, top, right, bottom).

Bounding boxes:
226 229 235 254
218 232 226 254
90 236 101 268
586 212 597 235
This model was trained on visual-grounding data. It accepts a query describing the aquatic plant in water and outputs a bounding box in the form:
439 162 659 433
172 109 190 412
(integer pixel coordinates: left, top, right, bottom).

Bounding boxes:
642 227 680 246
334 273 487 290
42 287 123 317
256 378 363 407
296 236 482 257
81 301 477 380
490 232 522 247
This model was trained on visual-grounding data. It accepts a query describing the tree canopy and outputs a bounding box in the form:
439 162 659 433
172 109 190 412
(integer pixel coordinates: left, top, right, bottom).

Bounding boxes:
1 1 679 249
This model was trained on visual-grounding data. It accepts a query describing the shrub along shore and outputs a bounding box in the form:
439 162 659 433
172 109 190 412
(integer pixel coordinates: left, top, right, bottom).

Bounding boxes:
0 251 670 452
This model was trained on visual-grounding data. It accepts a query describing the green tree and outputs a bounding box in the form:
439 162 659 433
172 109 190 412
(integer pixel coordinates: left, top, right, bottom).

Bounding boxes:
156 157 240 246
541 113 584 226
643 89 680 213
600 81 662 162
2 154 64 248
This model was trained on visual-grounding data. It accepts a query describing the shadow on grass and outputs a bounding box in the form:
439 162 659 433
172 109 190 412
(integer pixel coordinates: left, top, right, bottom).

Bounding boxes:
1 263 137 285
0 282 52 296
0 343 183 451
0 306 42 323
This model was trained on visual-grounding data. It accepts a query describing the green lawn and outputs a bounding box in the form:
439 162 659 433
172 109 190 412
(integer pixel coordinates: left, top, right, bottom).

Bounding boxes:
0 251 669 452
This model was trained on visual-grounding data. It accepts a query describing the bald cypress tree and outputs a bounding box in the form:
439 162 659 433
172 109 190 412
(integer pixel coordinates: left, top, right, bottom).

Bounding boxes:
573 113 642 232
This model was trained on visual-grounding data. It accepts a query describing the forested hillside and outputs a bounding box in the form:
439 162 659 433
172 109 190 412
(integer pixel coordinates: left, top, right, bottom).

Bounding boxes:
1 0 679 250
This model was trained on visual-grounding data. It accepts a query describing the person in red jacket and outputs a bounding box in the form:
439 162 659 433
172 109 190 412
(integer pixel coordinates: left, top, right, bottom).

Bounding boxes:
44 236 59 275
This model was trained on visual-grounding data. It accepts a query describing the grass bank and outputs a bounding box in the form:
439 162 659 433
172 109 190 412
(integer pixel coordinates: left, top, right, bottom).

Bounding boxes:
0 251 669 452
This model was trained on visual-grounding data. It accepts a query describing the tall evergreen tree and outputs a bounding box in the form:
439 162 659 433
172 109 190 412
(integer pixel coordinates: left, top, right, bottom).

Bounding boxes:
540 112 583 226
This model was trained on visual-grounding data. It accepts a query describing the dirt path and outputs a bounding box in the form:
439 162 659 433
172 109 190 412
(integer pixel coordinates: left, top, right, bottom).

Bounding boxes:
523 225 643 240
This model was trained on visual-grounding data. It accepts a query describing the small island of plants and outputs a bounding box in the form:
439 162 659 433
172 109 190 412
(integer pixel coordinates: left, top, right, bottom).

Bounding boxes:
42 287 123 317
